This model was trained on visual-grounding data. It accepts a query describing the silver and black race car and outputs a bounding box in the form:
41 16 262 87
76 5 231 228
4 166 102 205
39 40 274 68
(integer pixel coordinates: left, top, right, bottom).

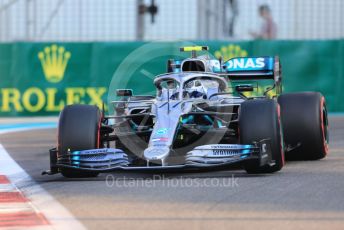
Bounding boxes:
43 46 329 177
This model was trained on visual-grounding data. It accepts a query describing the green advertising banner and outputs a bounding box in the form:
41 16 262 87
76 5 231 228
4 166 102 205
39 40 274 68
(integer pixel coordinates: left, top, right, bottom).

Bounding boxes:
0 40 343 116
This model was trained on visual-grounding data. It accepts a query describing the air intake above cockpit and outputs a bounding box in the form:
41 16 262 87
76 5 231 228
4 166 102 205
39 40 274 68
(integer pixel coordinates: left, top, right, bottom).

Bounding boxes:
181 60 206 72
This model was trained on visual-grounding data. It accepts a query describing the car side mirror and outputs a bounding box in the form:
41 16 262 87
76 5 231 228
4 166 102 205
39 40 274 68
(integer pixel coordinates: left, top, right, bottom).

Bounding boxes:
116 89 133 97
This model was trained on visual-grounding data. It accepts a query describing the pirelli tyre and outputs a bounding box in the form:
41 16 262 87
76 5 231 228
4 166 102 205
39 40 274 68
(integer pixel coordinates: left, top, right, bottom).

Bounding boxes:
58 104 102 178
239 99 285 173
278 92 329 160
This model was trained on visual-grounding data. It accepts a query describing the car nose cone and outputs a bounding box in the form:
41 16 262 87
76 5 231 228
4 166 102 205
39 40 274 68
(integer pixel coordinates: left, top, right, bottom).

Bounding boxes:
144 146 170 162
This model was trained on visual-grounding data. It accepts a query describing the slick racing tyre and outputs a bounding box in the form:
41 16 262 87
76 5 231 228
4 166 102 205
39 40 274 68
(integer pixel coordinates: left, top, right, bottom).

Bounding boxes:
58 104 101 178
239 99 285 173
278 92 329 160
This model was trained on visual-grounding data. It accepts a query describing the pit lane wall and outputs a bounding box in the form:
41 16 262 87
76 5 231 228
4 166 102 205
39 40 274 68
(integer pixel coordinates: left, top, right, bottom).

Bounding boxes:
0 40 343 116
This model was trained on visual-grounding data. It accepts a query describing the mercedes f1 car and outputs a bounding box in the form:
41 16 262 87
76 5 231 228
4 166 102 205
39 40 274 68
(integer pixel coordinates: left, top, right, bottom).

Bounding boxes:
43 46 329 177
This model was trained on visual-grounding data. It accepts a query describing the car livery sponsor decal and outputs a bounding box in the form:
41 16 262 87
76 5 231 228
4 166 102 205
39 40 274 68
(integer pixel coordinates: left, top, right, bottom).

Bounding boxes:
209 145 253 149
224 57 274 72
211 149 241 157
155 128 169 135
151 137 169 142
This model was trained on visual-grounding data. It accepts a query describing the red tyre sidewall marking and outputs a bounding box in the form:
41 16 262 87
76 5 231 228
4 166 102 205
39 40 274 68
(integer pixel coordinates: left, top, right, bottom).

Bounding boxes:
277 104 285 166
320 97 329 155
237 107 241 143
97 115 102 148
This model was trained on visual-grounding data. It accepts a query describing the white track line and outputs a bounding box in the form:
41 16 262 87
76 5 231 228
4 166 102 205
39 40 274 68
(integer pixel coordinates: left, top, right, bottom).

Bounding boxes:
0 202 33 213
0 124 57 135
0 128 86 230
0 183 16 192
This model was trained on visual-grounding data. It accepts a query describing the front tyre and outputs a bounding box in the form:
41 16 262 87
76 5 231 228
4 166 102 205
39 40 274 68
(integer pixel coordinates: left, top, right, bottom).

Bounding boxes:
239 99 285 174
58 104 102 178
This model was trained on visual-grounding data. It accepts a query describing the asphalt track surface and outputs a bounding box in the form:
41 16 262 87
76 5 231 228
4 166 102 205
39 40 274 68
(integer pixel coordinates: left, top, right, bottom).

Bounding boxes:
1 116 344 230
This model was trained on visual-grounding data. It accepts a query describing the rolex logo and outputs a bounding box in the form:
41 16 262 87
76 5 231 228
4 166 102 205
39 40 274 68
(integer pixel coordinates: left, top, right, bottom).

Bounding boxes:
38 44 71 83
214 45 248 61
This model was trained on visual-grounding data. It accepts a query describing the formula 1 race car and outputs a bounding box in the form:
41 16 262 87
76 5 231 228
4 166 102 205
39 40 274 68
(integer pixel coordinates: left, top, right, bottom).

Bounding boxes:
43 46 329 177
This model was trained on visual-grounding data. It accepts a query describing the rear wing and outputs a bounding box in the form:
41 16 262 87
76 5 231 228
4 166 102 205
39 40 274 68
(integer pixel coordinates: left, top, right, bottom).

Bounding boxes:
220 56 281 82
218 56 282 95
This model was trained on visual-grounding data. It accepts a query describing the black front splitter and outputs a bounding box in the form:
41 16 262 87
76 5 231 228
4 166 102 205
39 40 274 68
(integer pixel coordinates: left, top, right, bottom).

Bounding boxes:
42 157 252 175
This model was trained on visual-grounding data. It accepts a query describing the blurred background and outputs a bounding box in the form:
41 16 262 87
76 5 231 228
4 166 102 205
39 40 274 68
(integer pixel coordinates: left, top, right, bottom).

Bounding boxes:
0 0 343 41
0 0 343 116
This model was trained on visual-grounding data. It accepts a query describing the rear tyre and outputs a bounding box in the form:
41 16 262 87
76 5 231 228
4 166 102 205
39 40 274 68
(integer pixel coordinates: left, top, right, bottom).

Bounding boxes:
58 104 101 178
278 92 329 160
239 99 284 174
